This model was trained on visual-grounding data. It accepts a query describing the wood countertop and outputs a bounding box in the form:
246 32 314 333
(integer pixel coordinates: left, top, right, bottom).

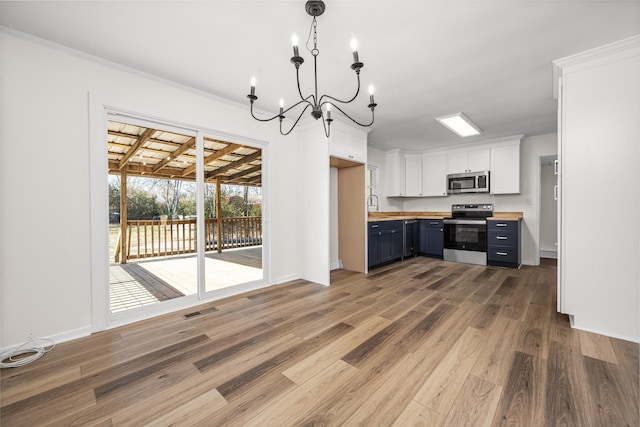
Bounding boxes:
368 212 450 221
487 212 524 220
368 211 523 222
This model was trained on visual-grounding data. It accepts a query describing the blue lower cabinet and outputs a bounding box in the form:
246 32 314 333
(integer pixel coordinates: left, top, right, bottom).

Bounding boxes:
418 219 444 258
487 220 521 268
368 221 403 269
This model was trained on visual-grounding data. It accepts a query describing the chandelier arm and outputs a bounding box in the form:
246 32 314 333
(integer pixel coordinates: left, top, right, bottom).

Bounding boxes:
250 102 284 122
282 98 314 116
318 69 362 106
294 67 317 106
329 102 375 127
280 104 313 136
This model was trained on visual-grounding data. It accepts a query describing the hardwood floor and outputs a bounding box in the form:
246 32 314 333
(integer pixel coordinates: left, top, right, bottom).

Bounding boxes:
2 257 638 426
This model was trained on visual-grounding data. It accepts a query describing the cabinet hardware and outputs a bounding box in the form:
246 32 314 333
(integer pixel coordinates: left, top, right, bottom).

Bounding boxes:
554 185 558 201
554 159 559 175
497 251 508 256
430 221 439 225
496 236 508 240
496 223 508 227
371 225 379 229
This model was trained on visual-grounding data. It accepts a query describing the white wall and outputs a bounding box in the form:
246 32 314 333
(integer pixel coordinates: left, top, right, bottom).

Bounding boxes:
372 134 558 265
556 36 640 342
0 31 299 348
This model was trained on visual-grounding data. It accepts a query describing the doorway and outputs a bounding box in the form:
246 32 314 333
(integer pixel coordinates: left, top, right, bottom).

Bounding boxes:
539 155 558 259
104 116 264 319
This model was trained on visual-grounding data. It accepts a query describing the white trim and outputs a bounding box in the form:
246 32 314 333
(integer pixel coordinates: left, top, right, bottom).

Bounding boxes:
553 34 640 98
0 25 247 113
276 273 301 284
1 326 93 354
540 250 557 259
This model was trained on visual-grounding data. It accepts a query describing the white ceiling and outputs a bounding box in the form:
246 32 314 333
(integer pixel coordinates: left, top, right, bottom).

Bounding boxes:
1 1 639 151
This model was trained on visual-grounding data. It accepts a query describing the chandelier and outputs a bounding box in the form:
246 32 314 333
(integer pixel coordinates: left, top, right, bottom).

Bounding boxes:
247 0 377 137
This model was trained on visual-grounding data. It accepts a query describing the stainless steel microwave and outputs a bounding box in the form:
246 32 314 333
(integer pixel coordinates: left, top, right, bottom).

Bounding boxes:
447 171 490 194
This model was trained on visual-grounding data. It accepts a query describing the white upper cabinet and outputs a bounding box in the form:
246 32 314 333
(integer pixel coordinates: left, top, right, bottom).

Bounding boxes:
404 154 423 196
329 126 367 164
446 148 490 174
383 136 522 198
386 150 406 197
490 141 521 194
422 154 448 197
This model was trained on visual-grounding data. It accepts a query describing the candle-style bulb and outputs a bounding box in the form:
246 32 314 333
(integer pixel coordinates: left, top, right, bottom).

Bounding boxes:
279 98 284 118
250 76 256 96
368 84 374 95
279 98 284 108
351 37 360 63
368 84 375 105
326 103 332 121
292 33 300 57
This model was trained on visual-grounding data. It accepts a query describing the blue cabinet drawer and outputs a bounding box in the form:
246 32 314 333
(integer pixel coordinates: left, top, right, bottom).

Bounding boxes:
369 221 402 233
488 230 517 247
488 220 518 232
425 219 443 228
487 247 519 263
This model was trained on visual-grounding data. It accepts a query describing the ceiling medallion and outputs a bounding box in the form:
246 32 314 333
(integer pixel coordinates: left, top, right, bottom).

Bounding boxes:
247 0 377 137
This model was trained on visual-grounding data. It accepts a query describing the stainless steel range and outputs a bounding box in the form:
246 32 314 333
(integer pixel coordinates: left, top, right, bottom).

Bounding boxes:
443 204 493 265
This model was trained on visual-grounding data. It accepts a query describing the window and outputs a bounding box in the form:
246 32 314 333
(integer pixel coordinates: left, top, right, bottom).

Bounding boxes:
366 165 378 210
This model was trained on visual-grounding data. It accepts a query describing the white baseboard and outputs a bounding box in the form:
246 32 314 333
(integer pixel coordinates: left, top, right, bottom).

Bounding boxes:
1 325 92 354
330 260 343 271
540 250 558 259
275 273 301 284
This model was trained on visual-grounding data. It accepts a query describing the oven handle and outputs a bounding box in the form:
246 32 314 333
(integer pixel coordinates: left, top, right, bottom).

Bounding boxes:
443 219 487 225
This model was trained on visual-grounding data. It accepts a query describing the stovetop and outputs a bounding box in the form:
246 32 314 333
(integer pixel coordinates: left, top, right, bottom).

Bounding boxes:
450 203 494 219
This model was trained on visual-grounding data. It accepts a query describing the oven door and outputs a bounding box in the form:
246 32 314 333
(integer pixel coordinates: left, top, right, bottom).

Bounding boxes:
443 219 487 252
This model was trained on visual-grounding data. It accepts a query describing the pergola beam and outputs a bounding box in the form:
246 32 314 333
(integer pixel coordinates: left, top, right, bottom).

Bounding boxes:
117 128 155 170
181 143 243 176
153 136 196 172
206 150 262 180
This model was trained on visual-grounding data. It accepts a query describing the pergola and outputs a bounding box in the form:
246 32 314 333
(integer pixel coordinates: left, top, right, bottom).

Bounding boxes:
107 121 262 261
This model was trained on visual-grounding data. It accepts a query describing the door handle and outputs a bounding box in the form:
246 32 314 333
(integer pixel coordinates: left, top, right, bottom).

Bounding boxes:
554 185 558 201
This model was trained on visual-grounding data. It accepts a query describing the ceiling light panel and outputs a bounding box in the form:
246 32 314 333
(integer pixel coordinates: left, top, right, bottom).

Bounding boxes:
435 113 482 137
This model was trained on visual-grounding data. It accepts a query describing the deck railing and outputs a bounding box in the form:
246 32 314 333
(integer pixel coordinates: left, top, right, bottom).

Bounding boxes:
114 217 262 262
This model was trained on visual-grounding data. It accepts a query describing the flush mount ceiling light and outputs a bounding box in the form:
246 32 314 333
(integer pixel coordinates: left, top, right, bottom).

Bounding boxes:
435 113 482 137
246 0 377 137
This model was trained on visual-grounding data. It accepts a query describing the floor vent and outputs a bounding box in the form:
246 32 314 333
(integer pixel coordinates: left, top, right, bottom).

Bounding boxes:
183 306 218 319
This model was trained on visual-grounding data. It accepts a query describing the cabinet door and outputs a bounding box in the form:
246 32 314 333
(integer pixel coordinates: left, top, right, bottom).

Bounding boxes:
491 144 520 194
368 232 381 268
468 148 490 171
426 227 444 257
422 154 447 196
405 155 423 196
447 151 469 174
329 128 366 163
386 151 406 197
390 228 404 260
418 221 429 254
348 133 367 163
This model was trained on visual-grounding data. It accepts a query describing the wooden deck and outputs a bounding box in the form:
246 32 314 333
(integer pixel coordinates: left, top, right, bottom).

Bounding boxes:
2 257 638 426
109 247 262 312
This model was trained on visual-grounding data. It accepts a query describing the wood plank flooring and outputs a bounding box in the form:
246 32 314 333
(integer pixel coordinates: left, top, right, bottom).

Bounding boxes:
2 257 638 426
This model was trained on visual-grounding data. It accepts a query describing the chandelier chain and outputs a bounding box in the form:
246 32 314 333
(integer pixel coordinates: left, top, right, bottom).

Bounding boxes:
307 16 319 57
